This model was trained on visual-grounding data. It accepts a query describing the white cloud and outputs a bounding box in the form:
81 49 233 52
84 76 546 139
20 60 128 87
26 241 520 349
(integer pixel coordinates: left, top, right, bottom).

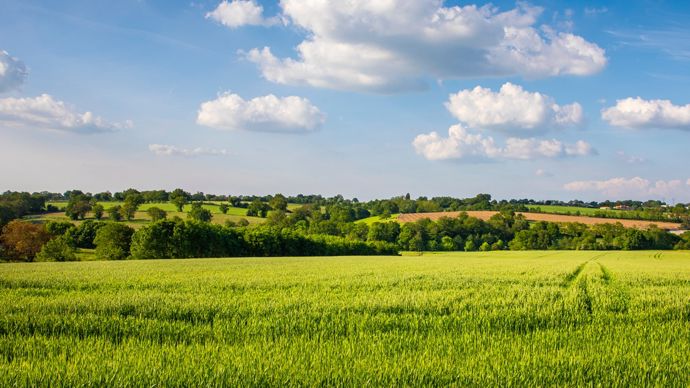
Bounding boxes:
148 144 228 157
206 0 278 28
565 177 689 199
445 82 582 132
616 151 646 164
535 169 553 177
197 93 325 133
243 1 606 92
0 50 28 93
0 94 131 133
412 124 594 161
584 7 608 16
602 97 690 130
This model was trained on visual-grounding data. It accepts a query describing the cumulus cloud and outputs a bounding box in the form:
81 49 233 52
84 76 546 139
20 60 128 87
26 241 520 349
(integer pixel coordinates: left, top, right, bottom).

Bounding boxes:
602 97 690 130
412 124 595 161
565 177 689 199
0 94 131 133
0 50 28 93
445 82 583 132
197 93 325 133
206 0 279 28
148 144 228 157
242 1 606 92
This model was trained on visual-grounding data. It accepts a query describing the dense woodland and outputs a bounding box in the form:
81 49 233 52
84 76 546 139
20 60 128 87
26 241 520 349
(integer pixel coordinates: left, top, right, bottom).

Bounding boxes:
1 189 690 262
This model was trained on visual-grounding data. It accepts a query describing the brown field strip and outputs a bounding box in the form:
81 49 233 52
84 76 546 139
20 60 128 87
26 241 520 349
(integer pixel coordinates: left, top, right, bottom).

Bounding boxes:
397 211 683 230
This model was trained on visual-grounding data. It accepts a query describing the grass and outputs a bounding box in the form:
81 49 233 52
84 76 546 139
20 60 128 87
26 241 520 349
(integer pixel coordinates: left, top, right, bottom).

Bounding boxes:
1 251 689 385
528 205 617 216
39 202 270 228
356 214 400 225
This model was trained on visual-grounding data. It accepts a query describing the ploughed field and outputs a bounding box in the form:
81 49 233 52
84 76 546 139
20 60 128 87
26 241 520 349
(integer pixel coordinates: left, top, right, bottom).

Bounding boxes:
398 210 683 230
1 251 689 385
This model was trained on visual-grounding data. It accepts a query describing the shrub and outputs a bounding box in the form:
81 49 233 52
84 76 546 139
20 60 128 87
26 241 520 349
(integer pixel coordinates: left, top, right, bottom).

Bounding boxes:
147 207 167 222
36 235 77 262
188 203 212 222
94 223 135 260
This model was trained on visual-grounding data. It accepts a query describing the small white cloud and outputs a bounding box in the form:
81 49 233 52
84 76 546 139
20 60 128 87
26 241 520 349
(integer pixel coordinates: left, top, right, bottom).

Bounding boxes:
535 169 553 177
243 1 606 93
584 7 608 16
0 50 28 93
0 94 131 133
206 0 278 28
565 177 688 199
148 144 228 157
445 82 583 132
616 151 646 164
197 92 325 133
412 124 595 161
602 97 690 130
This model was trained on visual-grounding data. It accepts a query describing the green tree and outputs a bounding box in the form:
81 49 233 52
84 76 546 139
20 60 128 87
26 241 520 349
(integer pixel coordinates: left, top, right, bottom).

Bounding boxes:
36 235 77 262
66 221 106 249
219 204 229 214
266 210 288 226
108 205 123 221
120 194 144 221
269 194 288 211
147 207 167 222
94 223 135 260
92 204 104 220
65 194 92 220
247 200 269 218
464 240 476 252
130 220 178 259
441 236 456 251
45 221 75 237
170 189 190 212
188 203 212 222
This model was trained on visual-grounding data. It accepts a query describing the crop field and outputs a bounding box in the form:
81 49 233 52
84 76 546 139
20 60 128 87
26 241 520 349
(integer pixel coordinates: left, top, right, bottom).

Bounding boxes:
397 211 682 230
527 205 608 216
1 251 689 385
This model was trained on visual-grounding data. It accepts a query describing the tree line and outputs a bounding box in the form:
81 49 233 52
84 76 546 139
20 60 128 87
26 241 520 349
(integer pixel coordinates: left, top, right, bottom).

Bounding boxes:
3 208 689 262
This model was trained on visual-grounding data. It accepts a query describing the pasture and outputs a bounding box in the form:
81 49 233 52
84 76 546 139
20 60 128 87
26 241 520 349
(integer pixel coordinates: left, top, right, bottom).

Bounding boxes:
527 205 607 216
1 251 689 385
41 201 269 227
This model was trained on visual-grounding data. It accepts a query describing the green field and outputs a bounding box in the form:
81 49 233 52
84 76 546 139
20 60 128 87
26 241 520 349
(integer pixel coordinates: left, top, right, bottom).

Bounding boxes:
1 251 689 385
527 205 614 216
355 213 400 225
41 201 271 227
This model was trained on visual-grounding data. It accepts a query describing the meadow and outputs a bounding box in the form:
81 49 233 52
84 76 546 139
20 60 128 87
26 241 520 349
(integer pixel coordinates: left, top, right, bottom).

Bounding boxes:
40 201 272 228
1 251 689 385
527 205 607 216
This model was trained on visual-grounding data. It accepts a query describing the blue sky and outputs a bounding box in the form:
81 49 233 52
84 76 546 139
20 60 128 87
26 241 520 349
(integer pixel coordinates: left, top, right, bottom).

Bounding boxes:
1 0 689 202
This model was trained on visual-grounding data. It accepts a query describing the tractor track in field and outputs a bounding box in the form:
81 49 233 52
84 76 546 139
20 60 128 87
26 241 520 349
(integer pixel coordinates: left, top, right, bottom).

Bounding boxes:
559 254 630 316
561 253 630 317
